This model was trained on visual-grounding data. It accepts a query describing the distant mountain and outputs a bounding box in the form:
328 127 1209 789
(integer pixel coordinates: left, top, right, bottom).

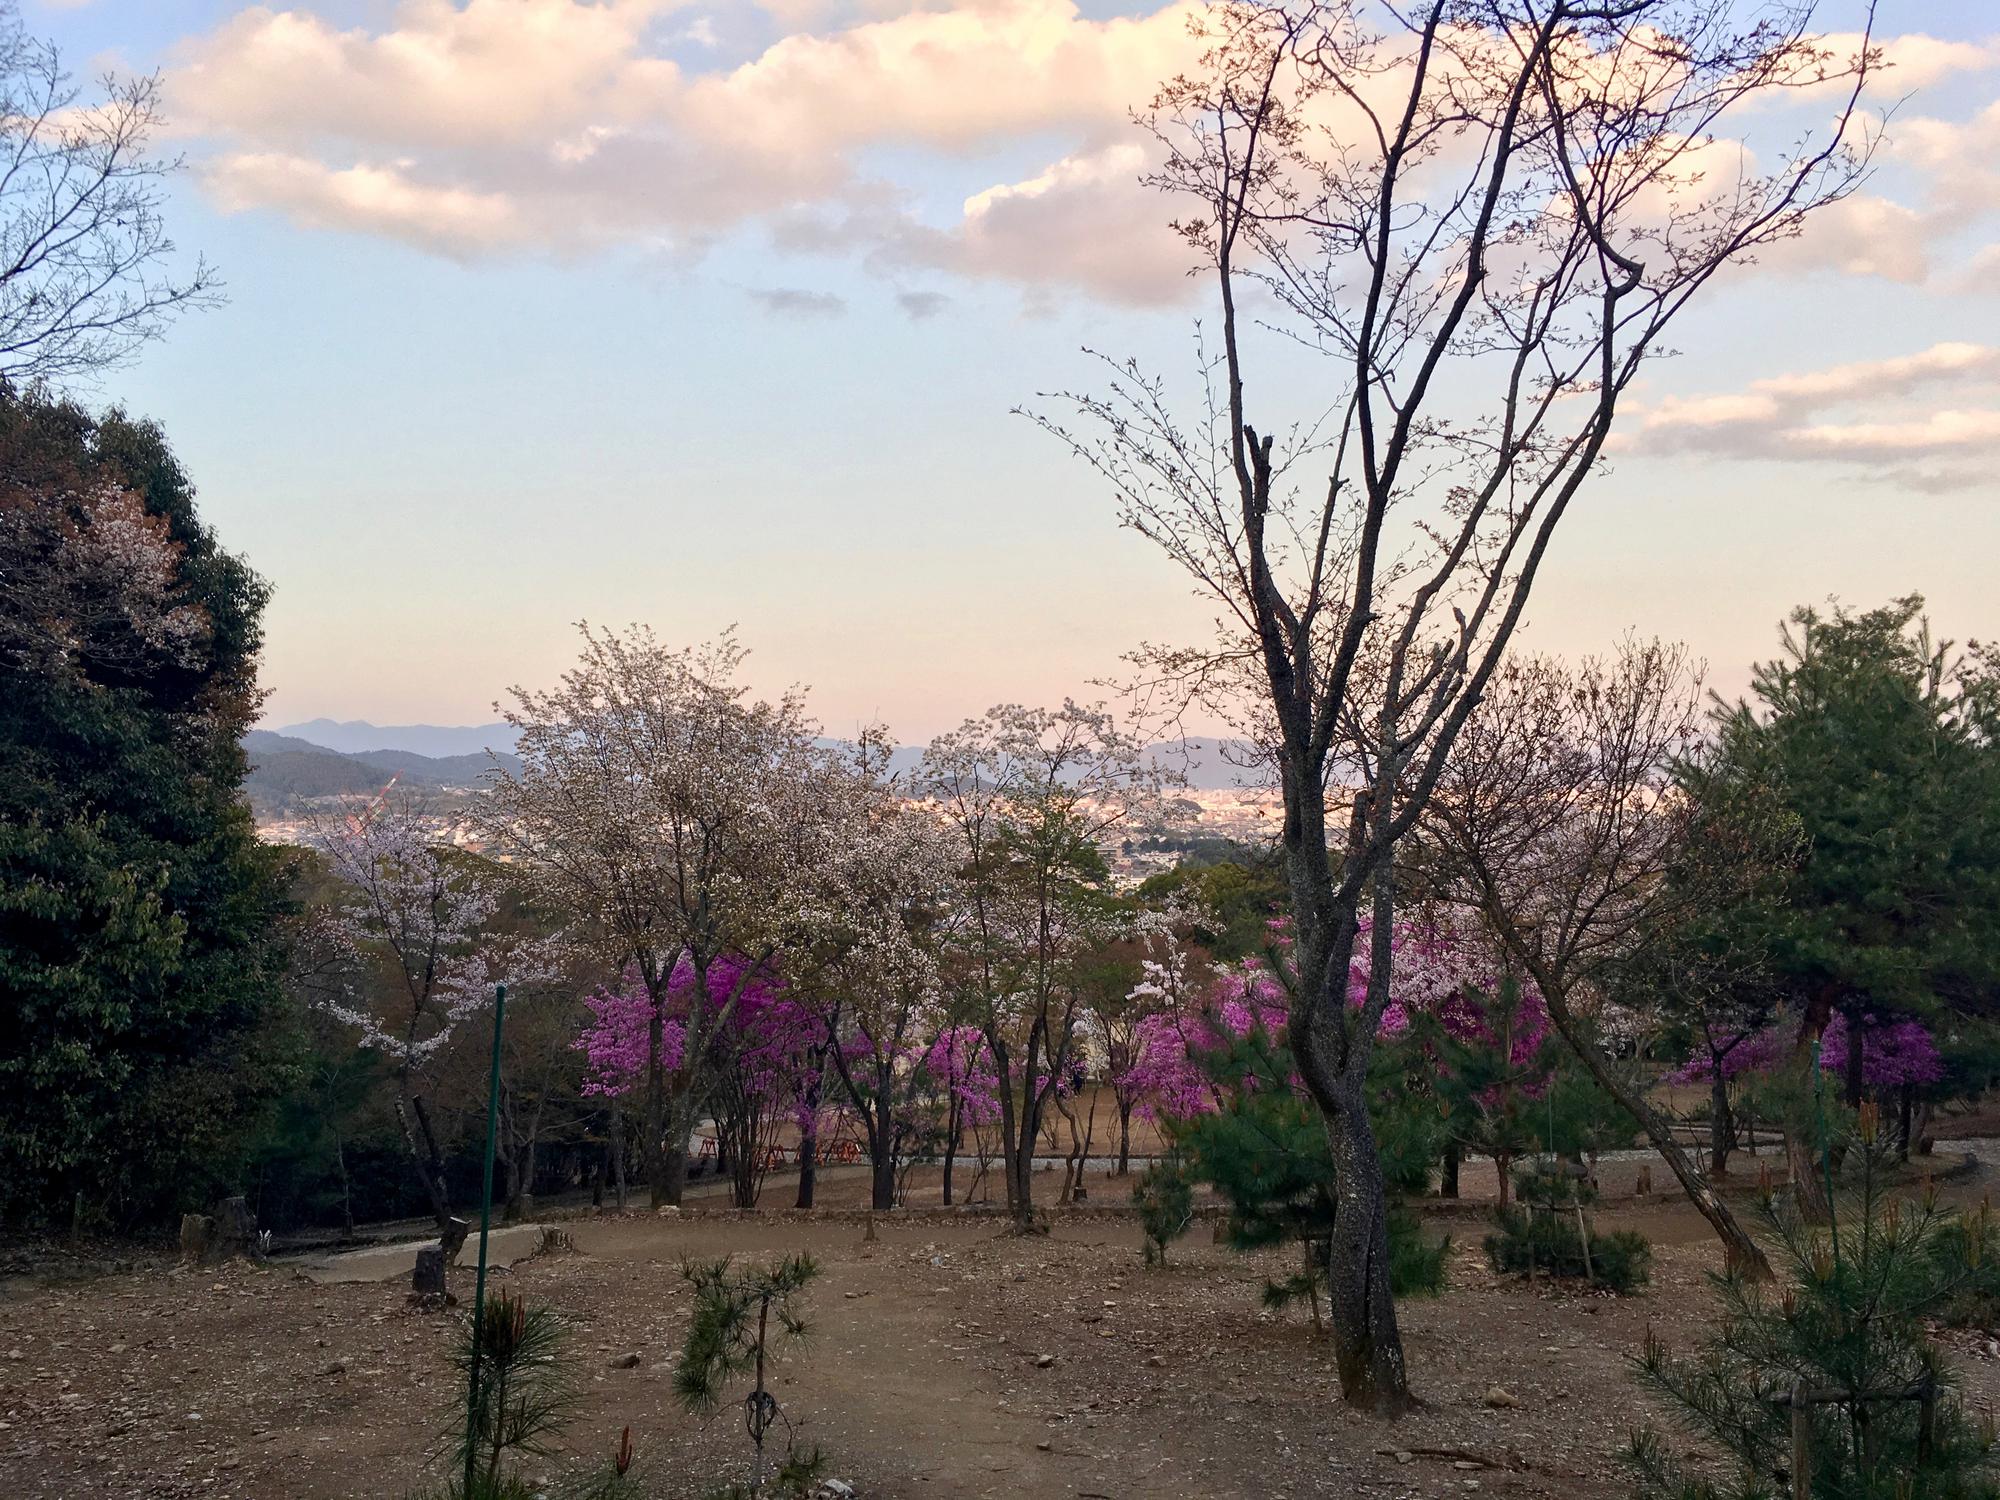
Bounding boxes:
346 746 519 782
241 730 517 813
251 721 1258 797
271 718 520 758
1145 736 1267 791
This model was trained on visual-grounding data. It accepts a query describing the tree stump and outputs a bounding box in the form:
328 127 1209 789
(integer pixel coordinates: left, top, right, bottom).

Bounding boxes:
440 1216 471 1262
1635 1165 1653 1197
411 1246 449 1304
211 1196 258 1261
179 1214 213 1265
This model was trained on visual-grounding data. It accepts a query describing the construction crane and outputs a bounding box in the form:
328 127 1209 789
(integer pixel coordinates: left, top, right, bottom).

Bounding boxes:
352 770 400 830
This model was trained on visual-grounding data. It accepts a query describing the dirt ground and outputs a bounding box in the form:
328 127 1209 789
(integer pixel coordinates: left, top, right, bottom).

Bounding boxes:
5 1156 1999 1500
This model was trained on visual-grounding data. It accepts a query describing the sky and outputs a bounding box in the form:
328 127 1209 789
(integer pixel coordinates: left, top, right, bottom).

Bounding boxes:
26 0 2000 741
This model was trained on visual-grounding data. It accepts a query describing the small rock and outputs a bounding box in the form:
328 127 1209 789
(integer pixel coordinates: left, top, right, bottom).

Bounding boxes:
1393 1451 1414 1464
1483 1386 1519 1409
1146 1354 1166 1368
1034 1353 1055 1368
609 1352 642 1369
318 1361 346 1377
1453 1460 1481 1470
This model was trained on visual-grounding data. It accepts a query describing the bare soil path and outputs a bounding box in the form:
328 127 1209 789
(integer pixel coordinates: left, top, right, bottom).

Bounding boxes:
4 1159 1998 1500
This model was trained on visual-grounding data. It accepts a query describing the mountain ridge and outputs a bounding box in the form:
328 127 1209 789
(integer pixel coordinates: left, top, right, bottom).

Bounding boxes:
252 722 1267 792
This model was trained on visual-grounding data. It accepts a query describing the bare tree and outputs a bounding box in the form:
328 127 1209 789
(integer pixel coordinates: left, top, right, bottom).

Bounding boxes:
0 4 217 384
1042 0 1873 1409
1421 640 1785 1276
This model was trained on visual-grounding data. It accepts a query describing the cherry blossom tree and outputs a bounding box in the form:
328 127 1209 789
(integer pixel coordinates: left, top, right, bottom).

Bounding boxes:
921 702 1162 1230
484 626 837 1207
1425 641 1782 1273
301 798 553 1230
808 784 962 1211
1043 0 1875 1409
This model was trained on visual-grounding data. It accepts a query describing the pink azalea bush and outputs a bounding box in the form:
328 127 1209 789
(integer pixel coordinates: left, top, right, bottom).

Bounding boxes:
1121 916 1543 1122
1668 1012 1943 1091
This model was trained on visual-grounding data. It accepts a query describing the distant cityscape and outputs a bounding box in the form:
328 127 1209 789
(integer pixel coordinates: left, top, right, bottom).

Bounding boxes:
246 720 1288 881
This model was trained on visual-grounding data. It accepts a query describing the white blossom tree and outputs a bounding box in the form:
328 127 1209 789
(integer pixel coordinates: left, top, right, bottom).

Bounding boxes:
301 797 553 1230
483 625 842 1207
807 755 962 1211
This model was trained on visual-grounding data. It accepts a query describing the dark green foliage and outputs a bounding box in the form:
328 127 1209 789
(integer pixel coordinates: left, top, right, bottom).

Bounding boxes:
1387 1205 1451 1298
1133 1151 1195 1266
1630 1121 2000 1499
0 391 291 1228
1132 856 1286 959
1692 598 2000 1106
446 1291 582 1498
1485 1206 1652 1292
1485 1161 1652 1293
1169 1023 1447 1320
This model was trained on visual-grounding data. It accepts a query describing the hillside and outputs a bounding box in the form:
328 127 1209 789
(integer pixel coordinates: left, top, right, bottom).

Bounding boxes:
240 730 516 813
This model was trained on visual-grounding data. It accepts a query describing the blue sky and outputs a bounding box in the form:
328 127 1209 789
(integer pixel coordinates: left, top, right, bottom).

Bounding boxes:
29 0 2000 739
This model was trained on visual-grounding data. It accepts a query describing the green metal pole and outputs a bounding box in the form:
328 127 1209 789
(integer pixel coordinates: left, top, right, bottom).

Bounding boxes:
463 983 507 1498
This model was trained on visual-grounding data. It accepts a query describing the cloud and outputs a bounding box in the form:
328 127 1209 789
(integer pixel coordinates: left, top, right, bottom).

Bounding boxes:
749 286 847 317
163 2 1998 307
168 0 1207 298
895 290 949 320
1617 342 2000 491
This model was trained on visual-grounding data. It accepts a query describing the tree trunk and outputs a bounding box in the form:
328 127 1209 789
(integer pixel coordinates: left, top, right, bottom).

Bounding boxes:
644 997 668 1209
941 1096 960 1207
1898 1083 1915 1163
1440 1140 1460 1200
796 1147 818 1209
1319 1072 1411 1414
609 1107 630 1211
397 1088 451 1231
795 1067 822 1209
1787 999 1834 1222
1539 987 1772 1279
871 1151 897 1212
1117 1099 1132 1177
334 1134 355 1238
1710 1069 1734 1177
659 1094 691 1207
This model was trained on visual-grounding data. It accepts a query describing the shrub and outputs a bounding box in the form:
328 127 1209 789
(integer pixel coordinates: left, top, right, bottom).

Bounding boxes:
675 1254 821 1491
1133 1152 1196 1267
1483 1160 1651 1293
1388 1206 1450 1299
412 1292 640 1500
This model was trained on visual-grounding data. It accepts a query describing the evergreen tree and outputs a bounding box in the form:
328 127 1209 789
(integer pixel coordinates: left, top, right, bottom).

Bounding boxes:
0 390 289 1227
1698 599 2000 1108
1170 1021 1448 1325
1631 1108 2000 1499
